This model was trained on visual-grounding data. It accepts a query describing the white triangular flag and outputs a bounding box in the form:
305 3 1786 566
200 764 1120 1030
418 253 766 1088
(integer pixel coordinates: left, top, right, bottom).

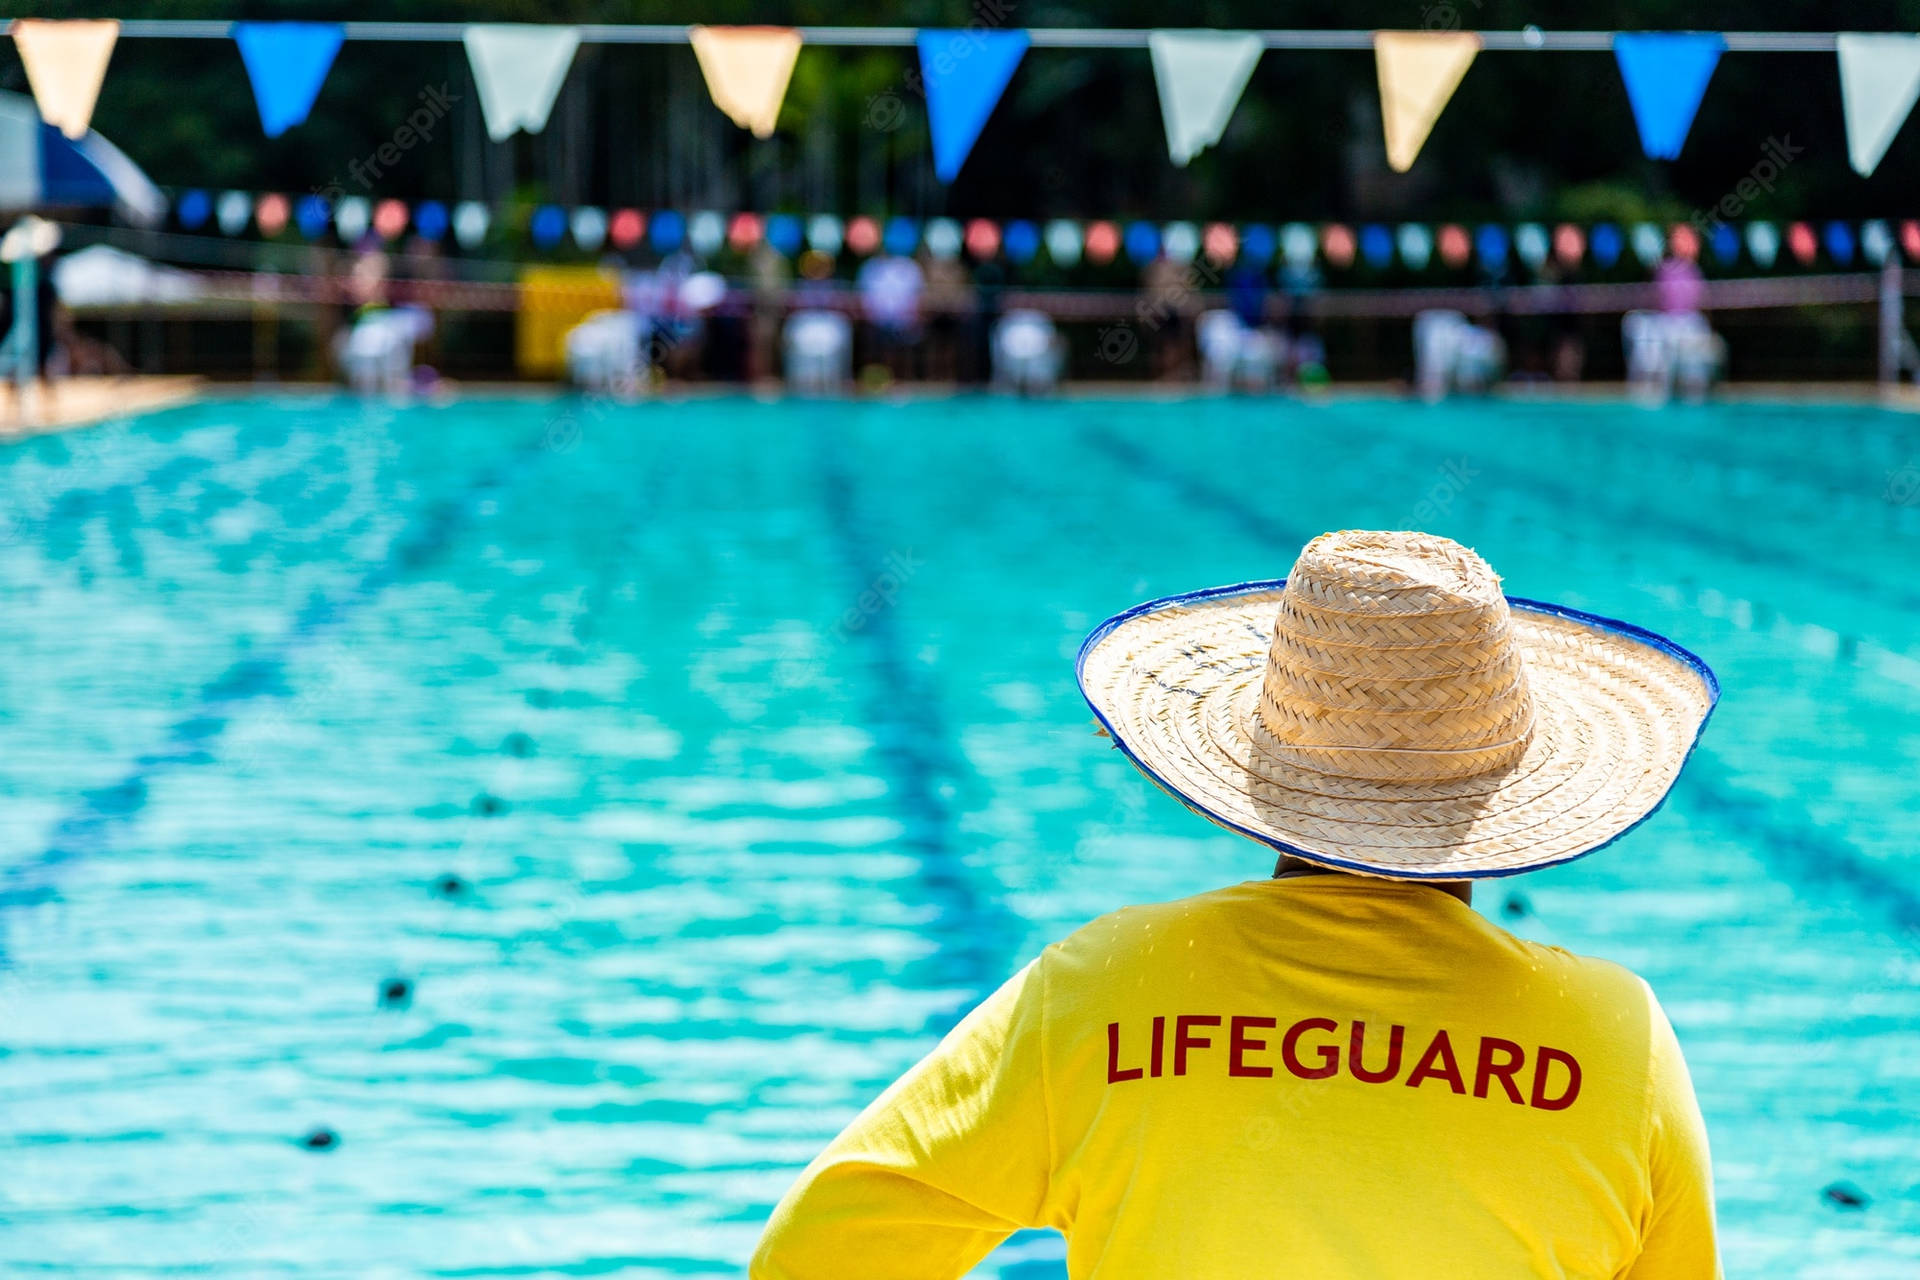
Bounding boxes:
1147 31 1263 166
1837 33 1920 177
463 24 581 142
13 19 119 139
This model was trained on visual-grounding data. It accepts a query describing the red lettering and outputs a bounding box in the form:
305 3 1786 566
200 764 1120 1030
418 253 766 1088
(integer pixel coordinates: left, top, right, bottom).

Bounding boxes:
1281 1017 1340 1079
1173 1015 1220 1075
1405 1029 1466 1093
1150 1015 1165 1078
1106 1021 1142 1083
1349 1021 1405 1084
1474 1037 1526 1103
1229 1016 1277 1077
1531 1046 1582 1111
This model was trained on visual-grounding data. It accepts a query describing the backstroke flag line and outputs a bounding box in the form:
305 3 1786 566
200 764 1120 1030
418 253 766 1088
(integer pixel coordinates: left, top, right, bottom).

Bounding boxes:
1148 30 1263 166
464 24 581 142
233 22 345 138
689 26 802 139
1374 31 1481 173
919 29 1030 183
1837 33 1920 177
1613 33 1724 161
12 18 120 139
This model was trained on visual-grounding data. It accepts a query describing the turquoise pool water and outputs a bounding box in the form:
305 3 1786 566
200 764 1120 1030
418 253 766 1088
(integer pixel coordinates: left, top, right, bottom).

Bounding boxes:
1 392 1916 1276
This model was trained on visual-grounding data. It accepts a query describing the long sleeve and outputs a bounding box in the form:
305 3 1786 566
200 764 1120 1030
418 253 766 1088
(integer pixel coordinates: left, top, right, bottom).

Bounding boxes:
751 956 1055 1279
1624 995 1721 1279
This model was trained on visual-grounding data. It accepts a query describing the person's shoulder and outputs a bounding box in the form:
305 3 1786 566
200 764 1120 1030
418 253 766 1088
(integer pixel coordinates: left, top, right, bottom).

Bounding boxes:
1509 934 1662 1016
1041 882 1262 968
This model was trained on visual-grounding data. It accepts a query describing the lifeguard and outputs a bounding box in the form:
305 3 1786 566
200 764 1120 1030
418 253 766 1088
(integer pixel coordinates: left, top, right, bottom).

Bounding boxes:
756 531 1721 1279
1103 1014 1583 1110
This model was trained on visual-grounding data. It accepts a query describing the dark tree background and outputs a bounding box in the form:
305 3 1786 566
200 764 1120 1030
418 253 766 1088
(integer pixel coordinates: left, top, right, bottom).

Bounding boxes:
5 1 1918 226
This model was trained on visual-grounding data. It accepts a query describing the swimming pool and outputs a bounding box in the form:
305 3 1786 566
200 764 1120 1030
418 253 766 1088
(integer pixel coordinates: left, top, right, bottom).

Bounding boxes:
1 391 1915 1276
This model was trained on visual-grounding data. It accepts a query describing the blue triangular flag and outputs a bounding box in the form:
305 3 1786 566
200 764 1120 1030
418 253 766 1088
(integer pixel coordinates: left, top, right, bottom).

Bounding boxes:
234 22 345 138
1613 33 1724 160
918 29 1029 182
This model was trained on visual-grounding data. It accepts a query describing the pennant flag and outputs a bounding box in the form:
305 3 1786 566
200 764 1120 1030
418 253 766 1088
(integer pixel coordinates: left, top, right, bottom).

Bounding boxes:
689 26 802 139
1613 33 1724 161
1374 31 1480 173
233 23 344 138
1837 34 1920 177
918 29 1029 182
464 24 581 142
13 19 119 139
1147 30 1263 166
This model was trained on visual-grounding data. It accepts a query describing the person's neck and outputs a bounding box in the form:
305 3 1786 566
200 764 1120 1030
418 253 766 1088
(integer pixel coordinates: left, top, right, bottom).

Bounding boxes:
1271 856 1473 906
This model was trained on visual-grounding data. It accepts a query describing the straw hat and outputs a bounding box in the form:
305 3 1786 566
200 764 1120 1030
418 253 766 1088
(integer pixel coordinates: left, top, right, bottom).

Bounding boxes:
1077 531 1718 880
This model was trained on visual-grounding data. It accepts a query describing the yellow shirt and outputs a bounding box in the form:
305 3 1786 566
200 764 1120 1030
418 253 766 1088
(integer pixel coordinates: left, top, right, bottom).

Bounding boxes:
753 877 1719 1279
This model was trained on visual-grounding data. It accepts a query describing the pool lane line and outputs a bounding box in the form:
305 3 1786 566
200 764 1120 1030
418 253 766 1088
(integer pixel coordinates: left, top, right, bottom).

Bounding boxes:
1311 405 1920 620
1084 427 1317 550
1678 752 1920 942
0 425 560 948
1482 401 1919 518
810 419 1019 1010
1084 423 1920 941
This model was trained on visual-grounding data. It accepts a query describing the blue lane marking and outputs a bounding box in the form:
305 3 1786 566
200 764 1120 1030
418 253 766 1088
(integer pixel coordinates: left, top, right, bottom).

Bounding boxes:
1317 407 1920 618
0 430 554 949
1085 427 1315 550
1680 752 1920 942
1083 422 1920 938
811 421 1017 1011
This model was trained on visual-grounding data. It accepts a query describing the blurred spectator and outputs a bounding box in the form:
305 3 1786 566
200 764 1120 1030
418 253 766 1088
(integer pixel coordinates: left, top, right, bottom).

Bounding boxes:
857 251 924 380
921 250 971 384
1655 254 1707 315
1141 253 1197 380
747 242 790 383
1228 265 1269 332
969 258 1005 385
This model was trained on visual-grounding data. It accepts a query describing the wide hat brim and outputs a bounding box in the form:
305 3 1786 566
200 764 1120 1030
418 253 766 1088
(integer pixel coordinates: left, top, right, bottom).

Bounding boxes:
1077 581 1719 880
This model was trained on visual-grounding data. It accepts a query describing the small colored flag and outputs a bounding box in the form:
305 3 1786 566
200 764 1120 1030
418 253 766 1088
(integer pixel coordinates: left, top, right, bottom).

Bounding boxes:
919 29 1029 182
1613 33 1724 161
233 23 345 138
1374 31 1481 172
1147 31 1263 166
1836 34 1920 177
689 26 803 139
13 19 120 139
464 24 581 141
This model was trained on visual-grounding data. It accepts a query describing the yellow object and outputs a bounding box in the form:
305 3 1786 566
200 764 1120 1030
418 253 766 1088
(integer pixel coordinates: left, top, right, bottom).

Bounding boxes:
689 26 803 138
754 878 1719 1279
1375 31 1481 172
516 266 620 377
13 19 119 139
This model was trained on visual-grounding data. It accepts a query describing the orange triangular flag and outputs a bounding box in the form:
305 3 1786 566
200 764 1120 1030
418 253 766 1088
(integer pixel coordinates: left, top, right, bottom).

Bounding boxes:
13 18 119 139
689 26 802 139
1374 30 1481 172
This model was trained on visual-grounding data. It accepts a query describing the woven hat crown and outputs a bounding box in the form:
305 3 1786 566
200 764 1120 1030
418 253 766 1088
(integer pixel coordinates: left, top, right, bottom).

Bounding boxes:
1257 530 1535 782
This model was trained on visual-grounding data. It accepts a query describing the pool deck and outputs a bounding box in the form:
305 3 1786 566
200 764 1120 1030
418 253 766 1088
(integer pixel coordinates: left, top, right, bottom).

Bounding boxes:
2 377 1916 436
0 376 203 442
